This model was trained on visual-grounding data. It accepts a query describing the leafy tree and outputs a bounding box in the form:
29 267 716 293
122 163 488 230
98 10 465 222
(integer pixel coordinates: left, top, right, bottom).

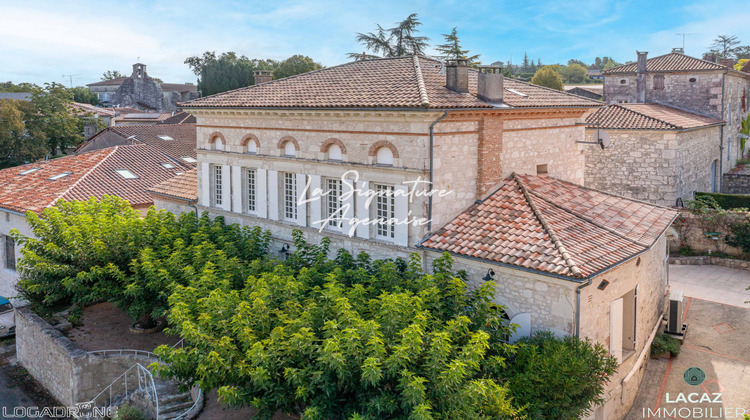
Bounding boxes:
594 57 620 71
503 332 618 419
568 59 586 67
347 14 429 60
559 64 588 83
531 67 564 90
436 27 480 65
274 55 322 80
711 34 741 59
27 83 85 155
69 86 99 105
101 70 124 81
185 51 278 96
735 46 750 60
0 100 47 168
0 81 37 92
735 58 749 71
727 220 750 254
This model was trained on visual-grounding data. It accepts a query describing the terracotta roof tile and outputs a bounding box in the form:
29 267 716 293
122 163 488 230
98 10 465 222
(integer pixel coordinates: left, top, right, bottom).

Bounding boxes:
0 145 185 214
421 174 678 279
182 56 601 110
148 169 197 201
81 124 197 167
605 52 725 74
86 77 128 87
586 104 724 130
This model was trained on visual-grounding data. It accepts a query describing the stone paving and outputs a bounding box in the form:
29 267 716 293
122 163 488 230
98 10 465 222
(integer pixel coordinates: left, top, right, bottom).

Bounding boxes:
669 264 750 308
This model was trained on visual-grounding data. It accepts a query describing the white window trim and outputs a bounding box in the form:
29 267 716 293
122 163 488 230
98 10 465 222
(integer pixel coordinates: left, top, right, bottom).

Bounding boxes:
371 183 396 241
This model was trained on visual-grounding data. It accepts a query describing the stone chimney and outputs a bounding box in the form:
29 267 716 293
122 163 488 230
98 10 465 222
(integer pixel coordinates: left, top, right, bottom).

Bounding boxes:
446 59 469 93
672 47 684 54
477 66 503 104
636 51 648 103
253 70 273 85
703 53 717 63
718 58 736 68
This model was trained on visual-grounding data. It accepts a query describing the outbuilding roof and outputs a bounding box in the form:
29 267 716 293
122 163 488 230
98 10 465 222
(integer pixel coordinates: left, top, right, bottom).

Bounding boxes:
604 52 726 74
586 104 724 130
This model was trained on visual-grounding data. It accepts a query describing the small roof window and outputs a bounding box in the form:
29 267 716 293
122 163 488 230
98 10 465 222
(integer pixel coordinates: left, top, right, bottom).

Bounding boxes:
49 172 71 180
507 88 528 97
181 157 197 163
161 163 175 169
115 169 139 179
19 167 41 175
157 135 174 141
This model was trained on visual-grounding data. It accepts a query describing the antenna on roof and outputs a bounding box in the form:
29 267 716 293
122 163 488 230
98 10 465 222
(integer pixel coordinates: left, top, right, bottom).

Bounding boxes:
62 74 79 88
675 33 697 50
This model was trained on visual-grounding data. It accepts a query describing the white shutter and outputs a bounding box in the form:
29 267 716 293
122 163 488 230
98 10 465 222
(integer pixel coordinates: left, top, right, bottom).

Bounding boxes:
309 175 322 229
394 185 409 247
256 169 267 218
296 173 307 227
509 312 531 344
200 163 210 207
268 170 279 220
231 166 242 213
221 165 232 211
610 298 624 363
342 176 355 235
355 180 370 239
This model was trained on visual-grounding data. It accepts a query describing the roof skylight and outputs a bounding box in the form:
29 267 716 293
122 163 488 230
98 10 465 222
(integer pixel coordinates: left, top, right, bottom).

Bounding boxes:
19 167 41 175
507 88 528 97
157 135 174 141
115 169 139 179
48 172 71 180
161 163 175 169
181 157 197 163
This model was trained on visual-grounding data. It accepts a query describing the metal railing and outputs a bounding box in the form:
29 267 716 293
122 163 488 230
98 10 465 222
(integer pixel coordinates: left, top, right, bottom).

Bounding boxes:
85 362 159 419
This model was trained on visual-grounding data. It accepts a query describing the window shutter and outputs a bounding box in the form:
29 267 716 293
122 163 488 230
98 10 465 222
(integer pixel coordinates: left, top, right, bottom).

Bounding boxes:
394 185 409 247
309 175 322 229
295 173 307 227
200 163 210 207
610 298 624 363
267 170 279 220
342 176 355 235
231 166 242 213
355 180 370 239
221 165 232 211
256 169 268 218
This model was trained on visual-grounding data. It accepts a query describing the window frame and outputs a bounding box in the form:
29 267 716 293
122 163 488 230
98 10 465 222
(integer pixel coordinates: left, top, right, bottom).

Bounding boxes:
211 164 223 207
372 183 396 240
5 235 15 271
323 177 344 230
245 167 257 214
282 172 297 221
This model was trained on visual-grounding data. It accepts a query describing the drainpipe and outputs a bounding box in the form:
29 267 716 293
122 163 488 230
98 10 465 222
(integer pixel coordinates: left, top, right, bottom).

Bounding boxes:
427 111 449 232
719 69 727 191
575 279 593 338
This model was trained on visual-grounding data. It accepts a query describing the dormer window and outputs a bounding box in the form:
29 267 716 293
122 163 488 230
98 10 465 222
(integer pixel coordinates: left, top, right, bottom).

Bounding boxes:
48 172 71 180
115 169 138 179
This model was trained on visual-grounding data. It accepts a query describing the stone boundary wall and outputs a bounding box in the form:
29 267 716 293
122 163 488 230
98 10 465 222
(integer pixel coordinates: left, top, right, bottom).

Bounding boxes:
669 256 750 271
669 212 745 257
722 173 750 194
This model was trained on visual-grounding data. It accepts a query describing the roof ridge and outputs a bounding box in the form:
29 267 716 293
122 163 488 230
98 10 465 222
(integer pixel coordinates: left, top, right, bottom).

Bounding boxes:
55 147 118 206
520 178 654 248
413 55 430 108
512 173 582 278
605 52 724 74
617 103 681 129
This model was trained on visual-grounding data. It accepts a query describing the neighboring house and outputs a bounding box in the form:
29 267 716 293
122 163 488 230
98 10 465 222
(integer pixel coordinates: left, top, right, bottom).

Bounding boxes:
70 102 117 139
174 55 676 418
0 145 189 304
603 51 750 181
87 64 200 112
148 169 198 215
0 92 31 101
584 103 724 206
587 65 603 80
564 84 603 100
76 123 197 169
115 112 173 126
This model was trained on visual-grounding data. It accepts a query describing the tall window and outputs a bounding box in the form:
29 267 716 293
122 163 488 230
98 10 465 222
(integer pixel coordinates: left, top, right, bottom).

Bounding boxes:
4 235 15 271
324 178 343 228
246 168 256 213
374 183 395 239
211 165 223 207
283 172 297 220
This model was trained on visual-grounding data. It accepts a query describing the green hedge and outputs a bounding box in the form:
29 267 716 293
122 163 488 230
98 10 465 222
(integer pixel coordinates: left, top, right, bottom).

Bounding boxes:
694 192 750 210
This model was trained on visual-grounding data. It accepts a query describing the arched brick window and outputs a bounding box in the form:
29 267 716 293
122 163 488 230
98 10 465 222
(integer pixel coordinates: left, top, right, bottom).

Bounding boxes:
208 132 225 151
368 141 398 165
242 134 260 154
277 136 300 157
321 138 346 161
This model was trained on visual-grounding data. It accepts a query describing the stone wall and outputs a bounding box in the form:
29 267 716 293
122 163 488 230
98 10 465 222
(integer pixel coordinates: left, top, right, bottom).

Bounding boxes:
0 210 33 305
113 75 166 112
722 172 750 194
668 211 745 257
669 255 750 271
583 126 720 206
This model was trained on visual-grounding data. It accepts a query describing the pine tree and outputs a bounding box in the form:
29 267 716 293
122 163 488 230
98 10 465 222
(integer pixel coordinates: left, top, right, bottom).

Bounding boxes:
436 27 480 65
522 52 530 73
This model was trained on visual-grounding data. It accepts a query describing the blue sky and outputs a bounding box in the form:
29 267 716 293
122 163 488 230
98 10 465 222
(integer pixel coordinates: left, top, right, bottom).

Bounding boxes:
1 0 749 86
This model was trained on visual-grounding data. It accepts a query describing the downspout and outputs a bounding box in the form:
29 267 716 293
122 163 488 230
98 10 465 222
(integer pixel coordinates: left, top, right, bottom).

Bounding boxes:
188 199 199 217
719 69 727 190
427 111 449 232
575 279 593 338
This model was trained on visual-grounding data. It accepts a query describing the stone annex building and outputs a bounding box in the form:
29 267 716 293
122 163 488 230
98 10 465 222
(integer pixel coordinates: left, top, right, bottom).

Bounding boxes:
586 51 750 204
150 55 681 419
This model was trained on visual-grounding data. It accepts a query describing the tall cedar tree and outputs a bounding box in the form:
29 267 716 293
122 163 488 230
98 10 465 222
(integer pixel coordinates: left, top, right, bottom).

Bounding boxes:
436 27 480 66
348 14 429 60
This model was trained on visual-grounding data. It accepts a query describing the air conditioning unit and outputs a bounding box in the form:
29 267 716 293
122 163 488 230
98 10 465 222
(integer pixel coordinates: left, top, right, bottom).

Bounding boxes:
666 290 686 336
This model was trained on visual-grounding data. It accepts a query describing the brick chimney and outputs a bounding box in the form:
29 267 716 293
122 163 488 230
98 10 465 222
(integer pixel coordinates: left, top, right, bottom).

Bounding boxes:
718 58 736 68
253 70 273 85
636 51 648 103
703 53 717 63
477 66 503 104
446 59 469 93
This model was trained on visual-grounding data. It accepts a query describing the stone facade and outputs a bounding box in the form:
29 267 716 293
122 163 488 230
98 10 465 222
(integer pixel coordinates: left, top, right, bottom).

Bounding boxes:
113 64 165 112
0 210 32 305
603 65 750 180
722 171 750 194
584 126 721 206
668 211 745 257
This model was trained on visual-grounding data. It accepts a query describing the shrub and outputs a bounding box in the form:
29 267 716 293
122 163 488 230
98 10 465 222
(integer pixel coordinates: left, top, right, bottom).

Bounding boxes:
502 331 618 420
693 192 750 210
727 221 750 254
113 404 144 420
651 333 681 357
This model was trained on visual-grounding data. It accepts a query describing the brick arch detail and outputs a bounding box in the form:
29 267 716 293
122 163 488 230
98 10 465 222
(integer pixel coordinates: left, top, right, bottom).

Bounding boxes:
241 134 260 149
320 138 347 154
208 131 225 145
368 140 399 158
276 135 300 151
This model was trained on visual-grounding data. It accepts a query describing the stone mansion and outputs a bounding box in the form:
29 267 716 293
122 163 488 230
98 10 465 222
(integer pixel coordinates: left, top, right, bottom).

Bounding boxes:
166 56 678 419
